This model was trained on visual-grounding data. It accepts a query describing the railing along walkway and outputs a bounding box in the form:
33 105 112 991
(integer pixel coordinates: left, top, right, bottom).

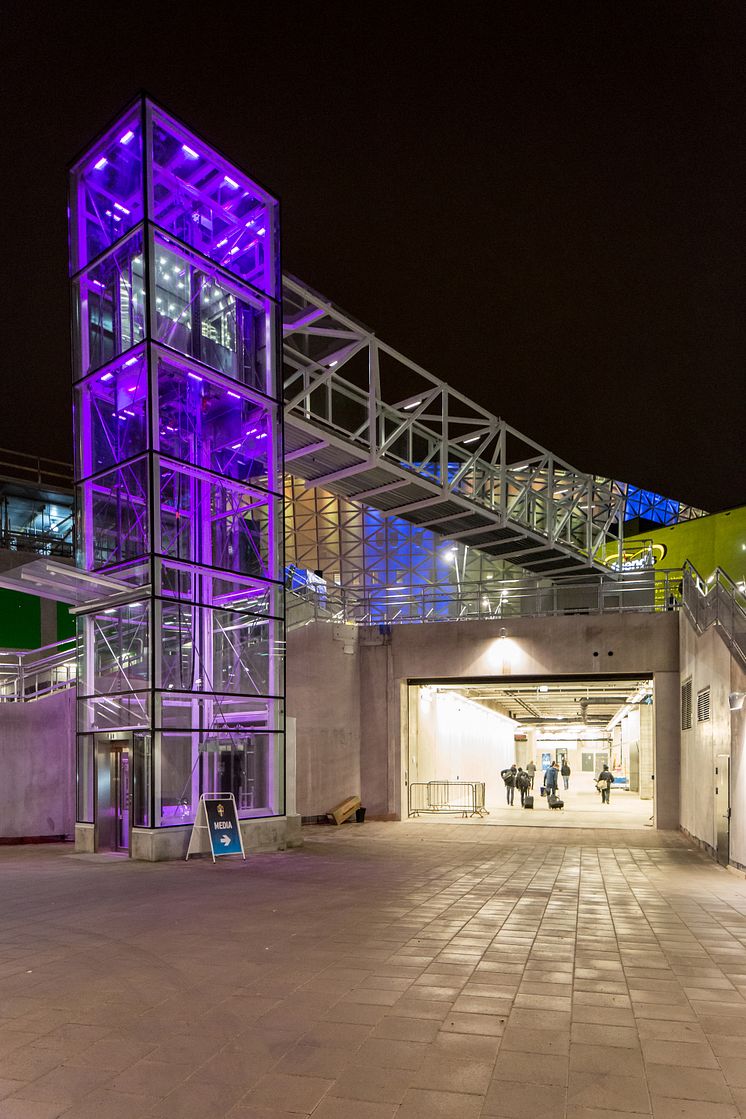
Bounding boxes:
287 568 686 627
0 638 77 702
682 562 746 668
5 563 744 700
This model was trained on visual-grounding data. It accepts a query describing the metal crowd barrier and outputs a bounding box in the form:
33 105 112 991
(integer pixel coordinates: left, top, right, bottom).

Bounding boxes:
408 781 487 818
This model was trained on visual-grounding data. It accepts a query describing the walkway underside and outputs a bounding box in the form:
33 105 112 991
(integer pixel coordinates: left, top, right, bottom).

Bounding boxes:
2 826 746 1117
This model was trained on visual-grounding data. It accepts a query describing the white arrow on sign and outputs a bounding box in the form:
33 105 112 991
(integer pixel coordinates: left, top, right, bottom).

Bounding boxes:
220 835 231 846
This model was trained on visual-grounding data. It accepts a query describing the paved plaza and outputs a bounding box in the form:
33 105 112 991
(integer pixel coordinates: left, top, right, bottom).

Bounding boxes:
443 790 654 830
1 824 746 1118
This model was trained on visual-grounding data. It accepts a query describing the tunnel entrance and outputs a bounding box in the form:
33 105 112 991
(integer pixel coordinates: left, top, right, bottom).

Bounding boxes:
405 673 655 828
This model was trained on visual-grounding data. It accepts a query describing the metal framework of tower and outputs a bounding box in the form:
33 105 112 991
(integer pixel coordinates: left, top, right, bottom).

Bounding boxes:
69 98 285 850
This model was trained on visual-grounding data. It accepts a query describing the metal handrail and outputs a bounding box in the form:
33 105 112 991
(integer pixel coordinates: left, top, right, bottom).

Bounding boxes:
286 568 686 626
6 562 742 699
681 561 746 667
0 637 77 702
0 447 73 490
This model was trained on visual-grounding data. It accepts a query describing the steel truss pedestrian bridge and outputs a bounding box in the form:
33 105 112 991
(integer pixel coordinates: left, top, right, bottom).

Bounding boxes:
281 275 703 580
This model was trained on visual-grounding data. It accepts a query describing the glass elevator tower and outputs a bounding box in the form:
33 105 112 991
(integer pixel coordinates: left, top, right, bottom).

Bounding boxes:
69 98 284 857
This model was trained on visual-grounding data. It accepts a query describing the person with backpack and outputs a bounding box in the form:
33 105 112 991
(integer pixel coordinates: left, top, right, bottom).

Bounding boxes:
544 760 559 804
560 759 571 791
501 765 517 806
596 765 613 804
515 767 530 806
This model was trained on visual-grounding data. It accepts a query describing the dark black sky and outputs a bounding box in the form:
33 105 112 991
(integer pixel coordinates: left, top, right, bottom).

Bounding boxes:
1 3 744 511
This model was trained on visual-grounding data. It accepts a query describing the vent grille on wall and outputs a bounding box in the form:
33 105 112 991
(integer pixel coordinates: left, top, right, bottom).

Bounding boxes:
697 687 711 723
681 679 692 730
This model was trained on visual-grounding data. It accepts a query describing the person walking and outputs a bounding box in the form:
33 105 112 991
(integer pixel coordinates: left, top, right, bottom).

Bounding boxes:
516 767 530 806
501 765 517 806
526 759 536 789
596 764 613 805
560 759 571 791
544 760 559 804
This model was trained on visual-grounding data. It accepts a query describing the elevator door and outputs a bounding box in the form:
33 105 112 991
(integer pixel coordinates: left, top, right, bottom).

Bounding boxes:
97 743 131 854
108 745 131 852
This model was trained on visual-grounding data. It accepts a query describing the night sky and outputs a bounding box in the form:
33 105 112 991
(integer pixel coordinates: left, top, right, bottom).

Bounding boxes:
1 4 744 511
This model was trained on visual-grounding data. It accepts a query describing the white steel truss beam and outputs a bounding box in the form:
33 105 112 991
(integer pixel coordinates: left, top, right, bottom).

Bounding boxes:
284 440 329 462
304 460 374 489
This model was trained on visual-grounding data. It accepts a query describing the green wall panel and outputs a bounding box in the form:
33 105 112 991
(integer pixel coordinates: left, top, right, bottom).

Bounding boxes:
624 504 746 584
0 589 41 650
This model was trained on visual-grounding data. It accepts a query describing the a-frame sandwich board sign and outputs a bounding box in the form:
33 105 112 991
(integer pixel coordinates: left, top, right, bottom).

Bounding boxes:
185 793 246 862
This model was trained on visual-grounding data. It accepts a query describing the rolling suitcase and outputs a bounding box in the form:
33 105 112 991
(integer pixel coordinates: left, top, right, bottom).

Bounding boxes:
548 795 564 810
523 795 534 809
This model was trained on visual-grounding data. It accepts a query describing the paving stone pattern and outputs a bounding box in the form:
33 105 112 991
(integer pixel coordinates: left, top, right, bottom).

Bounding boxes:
1 822 746 1117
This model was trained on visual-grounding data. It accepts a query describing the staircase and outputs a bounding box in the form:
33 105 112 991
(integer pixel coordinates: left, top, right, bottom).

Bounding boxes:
681 561 746 668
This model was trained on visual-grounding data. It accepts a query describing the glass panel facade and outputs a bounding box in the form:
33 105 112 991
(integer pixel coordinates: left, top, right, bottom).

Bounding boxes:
76 600 150 696
156 358 274 483
150 107 277 297
74 348 148 479
69 108 144 272
77 693 151 732
157 463 272 579
73 231 145 378
152 236 274 392
157 731 282 827
70 98 284 846
76 456 150 570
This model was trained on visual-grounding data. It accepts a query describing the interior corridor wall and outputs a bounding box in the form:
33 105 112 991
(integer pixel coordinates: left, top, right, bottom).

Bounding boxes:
413 690 516 804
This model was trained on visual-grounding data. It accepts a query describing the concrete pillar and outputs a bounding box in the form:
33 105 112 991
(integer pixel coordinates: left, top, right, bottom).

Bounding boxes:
285 717 297 816
653 671 680 829
639 702 654 801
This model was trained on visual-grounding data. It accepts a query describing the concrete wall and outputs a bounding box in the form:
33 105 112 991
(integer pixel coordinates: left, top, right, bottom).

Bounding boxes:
286 622 361 817
729 654 746 869
0 689 75 839
411 688 516 804
290 612 682 826
678 616 732 854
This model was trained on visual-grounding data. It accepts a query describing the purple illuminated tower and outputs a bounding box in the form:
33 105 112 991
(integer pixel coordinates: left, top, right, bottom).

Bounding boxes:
69 98 285 858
